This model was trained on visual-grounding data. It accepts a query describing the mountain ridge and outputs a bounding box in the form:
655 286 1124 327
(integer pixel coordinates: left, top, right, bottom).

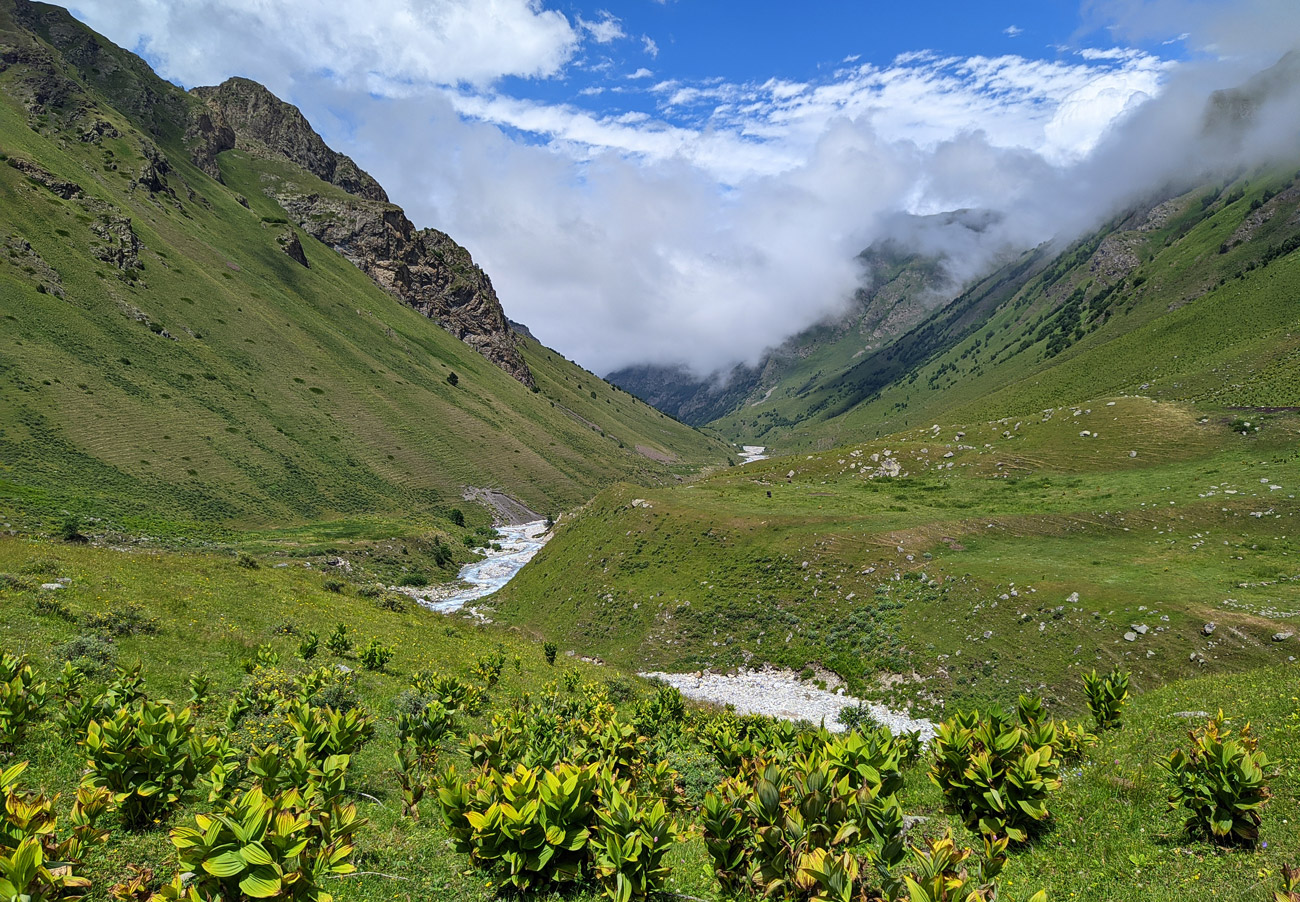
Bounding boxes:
0 0 730 534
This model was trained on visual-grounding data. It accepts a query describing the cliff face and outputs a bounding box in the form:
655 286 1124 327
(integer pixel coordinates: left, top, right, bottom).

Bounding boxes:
269 187 531 384
191 78 388 203
194 77 533 386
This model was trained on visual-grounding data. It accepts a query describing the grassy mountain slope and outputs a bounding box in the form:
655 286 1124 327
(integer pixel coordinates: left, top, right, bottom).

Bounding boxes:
0 1 728 539
494 397 1300 715
0 534 1296 902
712 167 1300 449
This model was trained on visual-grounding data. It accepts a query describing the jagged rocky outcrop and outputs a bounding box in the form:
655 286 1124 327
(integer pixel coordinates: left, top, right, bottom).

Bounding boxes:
195 78 532 386
90 213 141 272
269 188 531 384
183 109 235 181
192 78 388 203
4 154 81 198
277 228 309 267
2 4 528 384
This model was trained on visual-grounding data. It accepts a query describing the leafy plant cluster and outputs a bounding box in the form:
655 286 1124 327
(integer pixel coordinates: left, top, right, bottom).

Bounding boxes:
0 759 111 901
0 652 47 748
1163 710 1272 846
928 699 1064 843
700 728 907 899
436 685 683 900
1083 666 1130 730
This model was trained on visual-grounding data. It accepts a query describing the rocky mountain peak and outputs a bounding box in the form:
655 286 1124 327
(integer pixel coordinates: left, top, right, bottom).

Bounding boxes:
192 78 532 386
192 77 388 203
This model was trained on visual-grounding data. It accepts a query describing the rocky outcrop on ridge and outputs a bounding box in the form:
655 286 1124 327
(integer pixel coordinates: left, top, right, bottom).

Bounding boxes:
268 188 532 385
192 78 388 203
195 78 533 386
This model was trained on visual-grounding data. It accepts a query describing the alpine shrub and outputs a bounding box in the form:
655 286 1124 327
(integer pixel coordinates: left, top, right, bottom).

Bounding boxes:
155 784 361 901
438 761 600 893
0 653 47 747
898 831 1047 902
359 639 394 672
396 700 455 762
590 774 679 902
928 708 1062 843
298 631 320 661
472 651 505 687
700 730 906 899
1163 711 1271 845
1083 667 1129 730
325 623 352 657
0 760 111 901
287 701 375 763
82 700 219 827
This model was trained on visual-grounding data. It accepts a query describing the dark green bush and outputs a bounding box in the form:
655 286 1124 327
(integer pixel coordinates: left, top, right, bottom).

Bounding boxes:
84 604 159 637
1163 711 1271 845
58 634 116 674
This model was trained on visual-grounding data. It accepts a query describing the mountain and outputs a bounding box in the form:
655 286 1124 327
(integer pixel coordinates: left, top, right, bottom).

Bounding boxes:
607 210 996 426
710 161 1300 449
193 76 534 386
493 54 1300 693
0 0 730 535
614 55 1300 450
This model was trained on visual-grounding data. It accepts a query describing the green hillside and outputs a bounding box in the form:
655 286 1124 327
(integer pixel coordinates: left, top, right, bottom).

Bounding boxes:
711 169 1300 449
0 0 728 542
0 534 1296 902
495 396 1299 714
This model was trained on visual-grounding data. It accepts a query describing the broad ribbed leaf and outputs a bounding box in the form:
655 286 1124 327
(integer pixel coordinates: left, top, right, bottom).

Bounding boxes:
202 850 246 878
239 864 283 898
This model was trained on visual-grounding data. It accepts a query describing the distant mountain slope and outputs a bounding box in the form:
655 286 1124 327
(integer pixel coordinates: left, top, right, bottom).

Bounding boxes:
608 212 992 426
612 56 1300 451
712 164 1300 449
0 0 729 533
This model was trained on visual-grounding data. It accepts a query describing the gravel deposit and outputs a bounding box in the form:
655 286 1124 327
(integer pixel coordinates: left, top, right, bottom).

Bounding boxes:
641 668 935 741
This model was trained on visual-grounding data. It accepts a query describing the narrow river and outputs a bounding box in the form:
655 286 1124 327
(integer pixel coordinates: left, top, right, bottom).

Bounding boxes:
422 520 550 613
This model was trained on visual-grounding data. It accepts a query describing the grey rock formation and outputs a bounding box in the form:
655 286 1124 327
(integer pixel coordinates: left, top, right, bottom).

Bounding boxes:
270 189 532 385
277 228 308 268
194 78 532 386
90 214 140 272
5 155 80 198
193 78 388 203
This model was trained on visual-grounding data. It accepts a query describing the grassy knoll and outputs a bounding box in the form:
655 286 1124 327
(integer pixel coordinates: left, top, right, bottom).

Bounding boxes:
0 535 1297 902
495 397 1300 716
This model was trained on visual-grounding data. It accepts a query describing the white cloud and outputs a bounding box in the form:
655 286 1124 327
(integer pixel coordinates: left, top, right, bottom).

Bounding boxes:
1004 25 1024 37
628 67 654 79
1083 0 1300 58
579 10 625 44
69 0 580 91
642 35 660 57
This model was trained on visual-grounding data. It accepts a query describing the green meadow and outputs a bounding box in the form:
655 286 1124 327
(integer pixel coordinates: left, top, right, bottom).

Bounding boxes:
496 397 1300 716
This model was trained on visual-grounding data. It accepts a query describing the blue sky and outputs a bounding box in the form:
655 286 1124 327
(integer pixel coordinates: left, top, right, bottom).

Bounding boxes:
67 0 1299 374
486 0 1191 144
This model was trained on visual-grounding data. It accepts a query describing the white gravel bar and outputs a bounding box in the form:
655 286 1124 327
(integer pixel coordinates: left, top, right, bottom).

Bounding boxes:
641 668 935 740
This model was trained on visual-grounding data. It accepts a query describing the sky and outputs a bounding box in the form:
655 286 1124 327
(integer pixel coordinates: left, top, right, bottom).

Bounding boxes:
65 0 1300 377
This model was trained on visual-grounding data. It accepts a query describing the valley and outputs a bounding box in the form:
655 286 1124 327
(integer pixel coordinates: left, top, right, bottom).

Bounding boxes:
0 2 1298 901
